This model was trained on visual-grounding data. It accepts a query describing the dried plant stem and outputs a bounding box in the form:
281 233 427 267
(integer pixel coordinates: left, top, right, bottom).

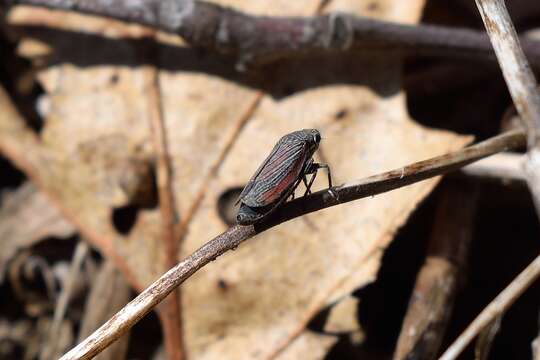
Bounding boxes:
144 53 184 359
60 129 525 360
475 0 540 146
439 1 540 359
533 319 540 360
474 316 502 360
41 241 89 360
393 182 478 360
474 0 540 216
439 253 540 360
77 260 131 360
5 0 540 68
460 152 525 182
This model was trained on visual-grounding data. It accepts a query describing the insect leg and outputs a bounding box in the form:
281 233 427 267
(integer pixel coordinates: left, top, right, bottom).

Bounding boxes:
303 172 318 196
317 163 339 199
317 164 332 188
304 162 338 199
301 175 311 195
303 162 319 196
305 163 332 187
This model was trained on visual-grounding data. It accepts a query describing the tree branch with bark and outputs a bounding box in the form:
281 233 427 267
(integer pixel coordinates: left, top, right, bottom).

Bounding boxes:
4 0 540 68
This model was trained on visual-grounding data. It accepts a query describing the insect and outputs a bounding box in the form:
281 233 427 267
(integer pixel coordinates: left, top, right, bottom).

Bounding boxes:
236 129 333 225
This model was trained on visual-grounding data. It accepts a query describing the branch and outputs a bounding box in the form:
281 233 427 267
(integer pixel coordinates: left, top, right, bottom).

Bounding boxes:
439 253 540 360
474 0 540 147
5 0 540 68
439 2 540 359
42 241 89 360
144 42 184 359
60 129 525 360
533 315 540 360
77 259 131 360
472 0 540 221
460 152 525 183
393 182 478 360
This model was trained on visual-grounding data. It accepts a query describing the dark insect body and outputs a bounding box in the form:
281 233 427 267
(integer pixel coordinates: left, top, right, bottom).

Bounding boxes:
236 129 332 225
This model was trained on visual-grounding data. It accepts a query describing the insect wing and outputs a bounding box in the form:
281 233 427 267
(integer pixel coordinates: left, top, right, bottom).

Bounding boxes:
239 139 309 207
236 138 283 204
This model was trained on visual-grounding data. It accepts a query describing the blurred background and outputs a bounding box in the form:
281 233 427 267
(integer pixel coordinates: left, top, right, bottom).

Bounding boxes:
0 0 539 359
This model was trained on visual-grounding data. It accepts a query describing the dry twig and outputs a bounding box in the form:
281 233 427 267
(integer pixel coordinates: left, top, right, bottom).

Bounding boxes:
41 241 89 360
533 315 540 360
77 260 131 360
439 1 540 358
59 129 525 360
439 253 540 360
461 152 525 183
474 316 502 360
393 182 478 360
144 38 184 360
4 0 540 68
473 0 540 213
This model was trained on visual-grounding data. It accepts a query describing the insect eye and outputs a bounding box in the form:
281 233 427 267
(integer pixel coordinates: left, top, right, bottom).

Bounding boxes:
314 133 321 143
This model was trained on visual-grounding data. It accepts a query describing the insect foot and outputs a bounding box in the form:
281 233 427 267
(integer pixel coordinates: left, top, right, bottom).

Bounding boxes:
327 187 339 202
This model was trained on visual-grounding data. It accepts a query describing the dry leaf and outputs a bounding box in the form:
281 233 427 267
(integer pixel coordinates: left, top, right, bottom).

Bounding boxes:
324 296 362 335
0 182 75 280
2 0 473 359
276 331 338 360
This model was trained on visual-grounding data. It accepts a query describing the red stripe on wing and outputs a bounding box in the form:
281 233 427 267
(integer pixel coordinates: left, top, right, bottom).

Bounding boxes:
255 151 306 204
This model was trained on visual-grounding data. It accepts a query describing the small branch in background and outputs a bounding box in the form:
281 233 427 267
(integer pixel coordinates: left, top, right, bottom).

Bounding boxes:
533 312 540 360
439 3 540 359
41 241 89 360
144 40 184 360
439 253 540 360
78 260 132 360
5 0 540 68
474 0 540 218
460 152 525 183
59 130 525 360
474 0 540 146
393 181 478 360
474 316 502 360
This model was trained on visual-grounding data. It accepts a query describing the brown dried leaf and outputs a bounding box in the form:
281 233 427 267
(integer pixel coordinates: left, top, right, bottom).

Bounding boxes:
276 332 338 360
0 182 75 280
2 0 473 359
324 296 362 335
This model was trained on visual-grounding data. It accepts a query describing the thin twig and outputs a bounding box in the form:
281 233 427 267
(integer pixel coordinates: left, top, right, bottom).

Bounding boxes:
59 129 525 360
474 316 502 360
475 0 540 146
41 241 89 360
174 93 263 244
439 3 540 358
533 314 540 360
393 182 478 360
77 260 131 360
5 0 540 68
144 42 184 359
439 253 540 360
460 152 525 182
474 0 540 219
